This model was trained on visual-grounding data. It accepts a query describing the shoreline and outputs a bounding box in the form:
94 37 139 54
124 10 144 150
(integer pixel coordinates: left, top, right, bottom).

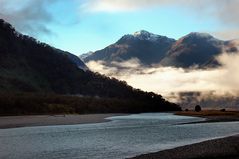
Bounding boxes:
175 110 239 124
1 110 239 129
0 114 124 129
129 134 239 159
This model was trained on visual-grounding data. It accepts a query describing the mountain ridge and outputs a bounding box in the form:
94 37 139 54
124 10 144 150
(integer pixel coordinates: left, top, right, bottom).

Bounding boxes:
82 30 176 65
81 31 238 68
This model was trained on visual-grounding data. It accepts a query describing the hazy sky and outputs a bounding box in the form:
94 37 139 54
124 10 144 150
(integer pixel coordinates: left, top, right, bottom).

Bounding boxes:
0 0 239 55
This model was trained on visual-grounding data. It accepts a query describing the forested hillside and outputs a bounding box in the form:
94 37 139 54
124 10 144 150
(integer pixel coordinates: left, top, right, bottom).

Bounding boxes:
0 19 181 115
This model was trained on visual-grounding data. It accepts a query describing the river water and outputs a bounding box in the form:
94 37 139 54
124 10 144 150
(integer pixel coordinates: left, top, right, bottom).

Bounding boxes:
0 113 239 159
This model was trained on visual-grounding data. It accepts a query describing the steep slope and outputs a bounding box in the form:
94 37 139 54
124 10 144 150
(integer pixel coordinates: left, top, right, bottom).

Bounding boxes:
59 50 88 71
160 32 237 68
0 19 181 112
82 30 175 65
0 19 87 93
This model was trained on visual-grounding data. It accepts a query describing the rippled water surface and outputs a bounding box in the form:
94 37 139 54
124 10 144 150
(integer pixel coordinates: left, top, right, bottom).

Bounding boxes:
0 113 239 159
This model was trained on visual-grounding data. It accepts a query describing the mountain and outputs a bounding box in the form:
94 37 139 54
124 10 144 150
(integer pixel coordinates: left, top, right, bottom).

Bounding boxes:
59 50 88 71
0 19 88 94
82 31 238 68
81 30 176 65
80 51 94 61
160 32 237 68
0 19 181 113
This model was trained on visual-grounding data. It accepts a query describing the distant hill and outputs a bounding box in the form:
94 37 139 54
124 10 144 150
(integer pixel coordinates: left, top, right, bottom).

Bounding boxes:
160 32 237 68
81 31 238 68
59 50 88 71
0 19 181 114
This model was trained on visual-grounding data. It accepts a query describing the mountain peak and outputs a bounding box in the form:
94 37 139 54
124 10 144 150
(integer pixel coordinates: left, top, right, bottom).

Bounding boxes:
133 30 161 41
185 32 214 39
118 30 175 44
133 30 151 36
178 32 222 45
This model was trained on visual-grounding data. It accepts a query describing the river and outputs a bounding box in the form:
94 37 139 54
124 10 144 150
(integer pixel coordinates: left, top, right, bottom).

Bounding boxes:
0 113 239 159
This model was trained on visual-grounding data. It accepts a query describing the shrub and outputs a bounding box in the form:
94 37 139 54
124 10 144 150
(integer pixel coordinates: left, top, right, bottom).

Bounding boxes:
220 108 226 112
195 105 202 112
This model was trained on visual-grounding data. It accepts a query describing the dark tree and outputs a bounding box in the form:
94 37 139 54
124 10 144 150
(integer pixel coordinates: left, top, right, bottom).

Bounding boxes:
195 105 202 112
220 109 226 112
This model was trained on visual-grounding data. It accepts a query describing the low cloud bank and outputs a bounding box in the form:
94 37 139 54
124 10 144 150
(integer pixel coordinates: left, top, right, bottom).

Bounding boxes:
86 52 239 108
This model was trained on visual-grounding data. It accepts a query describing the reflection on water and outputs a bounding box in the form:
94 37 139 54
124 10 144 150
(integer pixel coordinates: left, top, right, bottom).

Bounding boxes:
0 113 238 159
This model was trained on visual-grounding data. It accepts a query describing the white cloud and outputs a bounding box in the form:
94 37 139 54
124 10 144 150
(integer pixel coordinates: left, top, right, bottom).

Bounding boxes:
83 0 239 27
86 52 239 103
212 30 239 41
0 0 59 35
82 0 178 12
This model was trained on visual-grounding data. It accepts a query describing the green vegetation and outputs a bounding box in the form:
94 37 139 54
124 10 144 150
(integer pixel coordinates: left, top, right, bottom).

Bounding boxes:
0 93 181 116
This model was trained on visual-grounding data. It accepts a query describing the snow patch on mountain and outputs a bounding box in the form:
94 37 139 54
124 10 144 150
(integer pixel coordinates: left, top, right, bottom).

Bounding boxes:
133 30 175 42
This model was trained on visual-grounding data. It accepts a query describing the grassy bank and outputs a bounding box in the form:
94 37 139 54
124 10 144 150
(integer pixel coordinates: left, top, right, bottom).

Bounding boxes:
175 110 239 123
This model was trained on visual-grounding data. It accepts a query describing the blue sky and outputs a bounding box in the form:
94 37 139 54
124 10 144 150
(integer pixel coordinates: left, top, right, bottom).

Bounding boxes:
1 0 238 55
